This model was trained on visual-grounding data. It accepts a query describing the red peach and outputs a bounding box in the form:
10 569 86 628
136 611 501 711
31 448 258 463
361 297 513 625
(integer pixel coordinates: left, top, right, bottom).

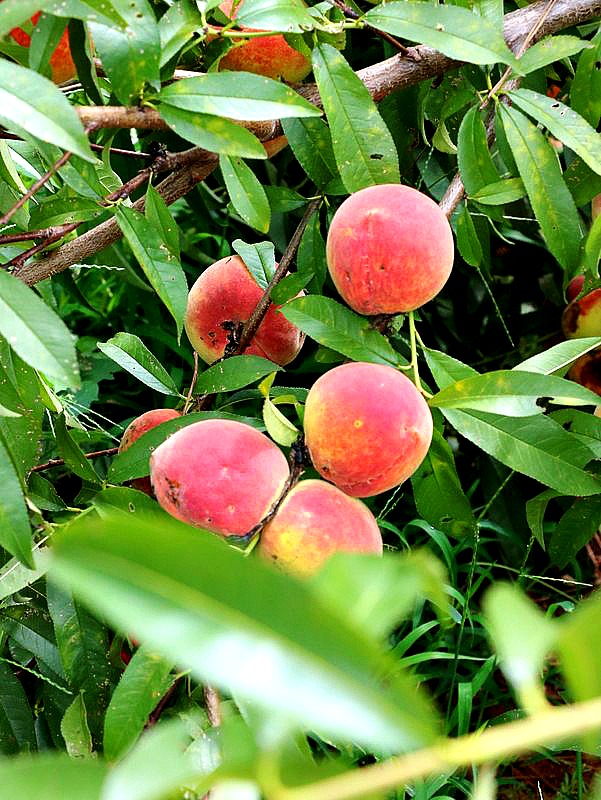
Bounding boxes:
216 0 311 82
150 418 290 537
258 479 382 575
325 184 454 315
10 13 77 84
303 362 433 498
592 194 601 222
119 409 181 495
567 349 601 397
184 255 304 366
566 275 585 303
562 288 601 339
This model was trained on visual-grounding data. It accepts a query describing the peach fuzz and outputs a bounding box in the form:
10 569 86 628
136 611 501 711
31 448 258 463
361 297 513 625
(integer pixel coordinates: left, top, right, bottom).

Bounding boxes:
325 184 454 315
150 418 290 537
216 0 311 82
10 13 77 84
119 408 181 495
303 362 433 498
562 288 601 339
184 255 304 366
258 479 382 575
568 349 601 397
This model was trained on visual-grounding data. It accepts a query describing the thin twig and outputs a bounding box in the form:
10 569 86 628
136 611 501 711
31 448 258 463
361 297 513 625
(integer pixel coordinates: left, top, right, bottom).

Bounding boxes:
29 446 119 474
233 198 322 356
0 149 73 229
0 225 79 245
182 352 199 415
328 0 418 59
203 685 222 728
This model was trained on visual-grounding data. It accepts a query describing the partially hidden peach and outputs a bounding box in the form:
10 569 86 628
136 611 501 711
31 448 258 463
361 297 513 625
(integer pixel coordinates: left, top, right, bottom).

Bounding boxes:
184 254 304 366
592 194 601 222
216 0 311 82
150 418 290 537
303 362 433 498
119 408 181 495
562 288 601 339
9 13 77 84
566 275 585 303
258 479 382 575
568 348 601 397
325 184 454 315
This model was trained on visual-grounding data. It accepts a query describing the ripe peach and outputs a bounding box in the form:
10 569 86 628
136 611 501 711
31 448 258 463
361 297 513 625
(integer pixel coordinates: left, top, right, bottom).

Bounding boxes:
216 0 311 82
325 184 454 315
592 194 601 222
150 418 290 537
258 479 382 575
567 349 601 397
119 409 181 495
303 362 433 498
562 288 601 339
184 255 304 366
566 275 585 303
9 13 77 84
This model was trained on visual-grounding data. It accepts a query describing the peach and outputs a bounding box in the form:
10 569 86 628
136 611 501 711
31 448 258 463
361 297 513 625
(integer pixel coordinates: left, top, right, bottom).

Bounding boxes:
216 0 311 82
303 362 433 498
184 255 304 366
119 408 181 495
592 194 601 222
566 275 585 303
150 418 290 537
258 479 382 575
9 13 77 84
568 348 601 397
325 184 455 315
562 288 601 339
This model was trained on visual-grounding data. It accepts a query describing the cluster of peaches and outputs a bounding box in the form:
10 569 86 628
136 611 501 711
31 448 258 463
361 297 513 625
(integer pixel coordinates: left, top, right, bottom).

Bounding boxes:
562 195 601 398
120 184 455 575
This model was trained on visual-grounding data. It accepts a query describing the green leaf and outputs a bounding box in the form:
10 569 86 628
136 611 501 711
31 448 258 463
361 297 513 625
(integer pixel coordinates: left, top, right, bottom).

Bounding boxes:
54 414 102 484
0 436 33 568
88 0 160 105
364 1 521 69
0 753 106 800
93 487 163 520
0 660 36 754
231 239 276 289
456 204 482 267
116 206 188 339
508 89 601 177
107 411 263 483
297 210 327 293
97 333 181 396
430 370 601 416
60 693 93 758
411 429 477 538
311 43 400 193
195 355 281 394
517 35 589 75
262 397 299 447
570 30 601 128
0 547 50 602
526 489 559 548
50 512 441 752
498 104 582 272
442 408 601 496
483 584 556 714
425 348 479 390
514 337 601 375
548 496 601 568
282 296 403 366
551 409 601 459
159 0 203 67
220 155 271 233
29 13 68 79
47 582 117 744
471 178 526 205
159 105 266 159
457 106 498 196
158 72 320 120
145 184 180 258
309 550 449 640
558 591 601 708
0 270 79 389
0 60 93 161
103 648 175 762
281 117 341 191
0 0 125 34
236 0 315 32
581 212 601 281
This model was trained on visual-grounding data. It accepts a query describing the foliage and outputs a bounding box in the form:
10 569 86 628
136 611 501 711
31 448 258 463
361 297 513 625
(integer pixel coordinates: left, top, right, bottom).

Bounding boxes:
0 0 600 798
